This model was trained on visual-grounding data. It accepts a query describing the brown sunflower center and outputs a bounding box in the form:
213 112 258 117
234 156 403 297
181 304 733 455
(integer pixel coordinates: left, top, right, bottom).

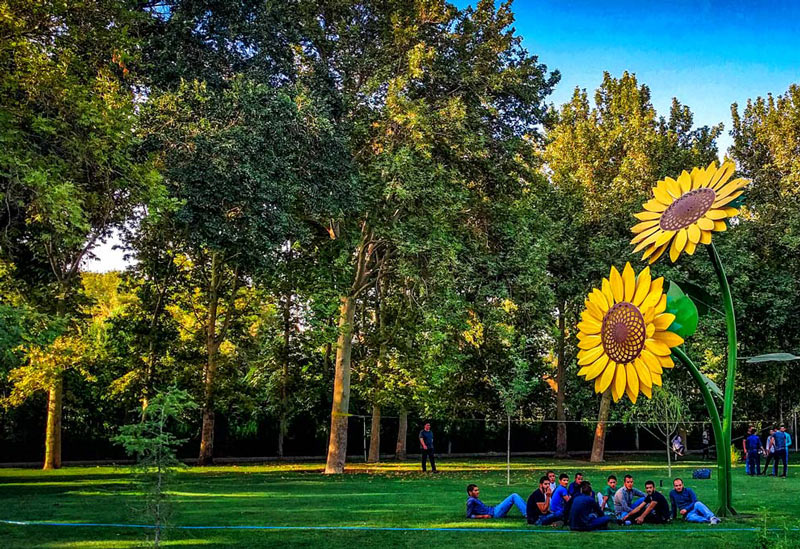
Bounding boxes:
601 301 646 364
659 188 716 231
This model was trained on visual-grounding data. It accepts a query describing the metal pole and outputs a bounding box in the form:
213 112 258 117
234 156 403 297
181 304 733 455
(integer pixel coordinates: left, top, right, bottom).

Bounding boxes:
363 417 367 462
795 412 797 452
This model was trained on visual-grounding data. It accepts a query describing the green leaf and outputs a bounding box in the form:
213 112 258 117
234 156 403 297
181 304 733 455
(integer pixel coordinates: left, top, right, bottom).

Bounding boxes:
665 281 698 338
745 353 800 364
699 370 723 399
678 281 717 317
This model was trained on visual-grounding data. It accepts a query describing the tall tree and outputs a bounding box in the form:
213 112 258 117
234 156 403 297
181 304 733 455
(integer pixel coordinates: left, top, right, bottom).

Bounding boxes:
0 0 160 468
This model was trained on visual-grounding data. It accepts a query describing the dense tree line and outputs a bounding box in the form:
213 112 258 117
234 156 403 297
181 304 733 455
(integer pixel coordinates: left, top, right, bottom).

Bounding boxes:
1 0 799 470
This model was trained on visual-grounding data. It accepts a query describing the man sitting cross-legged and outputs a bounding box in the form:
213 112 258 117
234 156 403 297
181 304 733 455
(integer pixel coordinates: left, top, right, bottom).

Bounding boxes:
526 476 552 525
625 480 671 524
669 478 720 524
614 474 645 521
597 475 618 517
465 484 527 519
569 481 613 531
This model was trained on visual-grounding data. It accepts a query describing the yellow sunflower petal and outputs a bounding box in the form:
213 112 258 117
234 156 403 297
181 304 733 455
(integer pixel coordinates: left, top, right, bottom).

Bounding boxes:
601 278 615 307
643 199 668 213
640 277 664 310
635 358 652 388
642 242 666 263
631 225 662 246
634 210 662 221
692 166 713 189
669 228 687 262
716 178 748 198
653 313 676 330
699 230 712 244
646 323 655 337
713 191 743 208
584 354 610 380
653 331 684 347
655 294 667 314
632 220 660 234
697 217 715 231
581 310 600 324
678 170 692 193
632 267 651 306
687 223 701 244
685 240 697 255
724 207 740 217
578 345 605 365
578 321 601 335
589 289 609 313
705 208 728 220
651 373 663 386
584 299 604 321
622 262 635 301
645 338 672 356
612 363 626 402
597 361 616 393
609 266 624 303
709 162 735 189
649 243 670 264
640 349 662 374
658 354 675 369
664 177 682 197
654 230 675 247
643 307 655 324
626 363 639 402
713 220 727 232
653 185 673 205
641 383 652 398
578 334 602 350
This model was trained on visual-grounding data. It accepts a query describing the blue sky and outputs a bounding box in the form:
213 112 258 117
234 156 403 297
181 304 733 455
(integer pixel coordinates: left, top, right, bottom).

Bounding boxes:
464 0 800 154
90 1 800 272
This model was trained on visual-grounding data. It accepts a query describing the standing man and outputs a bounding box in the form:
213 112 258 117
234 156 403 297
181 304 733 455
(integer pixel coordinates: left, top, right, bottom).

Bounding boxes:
773 425 788 477
745 427 763 476
669 478 720 524
701 428 710 460
419 422 437 473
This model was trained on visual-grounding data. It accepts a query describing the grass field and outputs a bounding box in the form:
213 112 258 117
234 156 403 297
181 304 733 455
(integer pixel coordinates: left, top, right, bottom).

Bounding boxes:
1 456 798 548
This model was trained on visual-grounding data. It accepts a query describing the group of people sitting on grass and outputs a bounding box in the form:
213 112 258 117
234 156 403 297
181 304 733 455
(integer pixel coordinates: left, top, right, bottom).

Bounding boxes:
465 471 720 531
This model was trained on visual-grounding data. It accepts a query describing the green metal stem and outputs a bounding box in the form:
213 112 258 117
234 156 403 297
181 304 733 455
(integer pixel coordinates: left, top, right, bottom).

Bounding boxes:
671 347 729 515
707 241 737 514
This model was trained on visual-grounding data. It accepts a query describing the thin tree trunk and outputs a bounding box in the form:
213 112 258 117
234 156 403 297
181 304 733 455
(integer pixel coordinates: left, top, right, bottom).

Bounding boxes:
368 404 381 463
199 254 221 466
666 434 672 477
325 294 357 474
590 390 612 462
395 409 408 460
507 413 511 486
43 374 63 470
555 302 568 457
278 265 292 458
635 425 640 451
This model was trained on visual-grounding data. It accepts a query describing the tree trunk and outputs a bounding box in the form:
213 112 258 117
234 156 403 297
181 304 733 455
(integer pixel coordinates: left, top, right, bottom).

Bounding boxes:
43 373 63 470
395 409 408 460
278 270 292 458
666 434 672 477
368 404 381 463
555 302 568 457
635 425 640 451
199 254 221 466
590 390 612 462
506 413 511 486
324 294 357 474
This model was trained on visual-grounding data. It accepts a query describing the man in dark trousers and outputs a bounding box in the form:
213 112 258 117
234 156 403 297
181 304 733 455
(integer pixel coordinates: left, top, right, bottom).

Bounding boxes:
419 422 437 472
772 425 788 477
745 427 763 476
569 482 613 531
626 480 671 524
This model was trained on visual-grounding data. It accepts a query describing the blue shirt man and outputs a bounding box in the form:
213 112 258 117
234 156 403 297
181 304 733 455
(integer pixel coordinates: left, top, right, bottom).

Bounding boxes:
568 482 612 531
745 429 762 476
465 484 526 519
668 478 719 524
551 481 569 516
567 472 583 497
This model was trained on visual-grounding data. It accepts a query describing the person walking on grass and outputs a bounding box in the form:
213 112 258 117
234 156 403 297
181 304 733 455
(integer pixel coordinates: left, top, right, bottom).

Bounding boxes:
669 478 720 524
745 427 763 476
702 428 710 460
465 484 526 519
625 480 671 524
569 482 613 531
419 422 437 473
781 425 792 474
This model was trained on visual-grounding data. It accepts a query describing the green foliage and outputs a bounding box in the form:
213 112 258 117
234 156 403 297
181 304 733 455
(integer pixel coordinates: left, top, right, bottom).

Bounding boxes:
113 387 196 547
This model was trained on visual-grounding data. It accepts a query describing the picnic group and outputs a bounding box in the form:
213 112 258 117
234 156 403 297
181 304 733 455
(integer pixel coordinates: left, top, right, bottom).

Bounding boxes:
465 471 721 531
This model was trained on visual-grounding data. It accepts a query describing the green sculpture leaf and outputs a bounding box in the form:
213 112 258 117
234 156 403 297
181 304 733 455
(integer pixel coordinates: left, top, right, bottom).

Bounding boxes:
745 353 800 364
665 281 698 338
699 370 723 399
678 281 718 317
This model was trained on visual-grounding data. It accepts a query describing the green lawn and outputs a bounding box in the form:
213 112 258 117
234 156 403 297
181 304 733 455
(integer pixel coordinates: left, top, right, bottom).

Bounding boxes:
0 456 798 548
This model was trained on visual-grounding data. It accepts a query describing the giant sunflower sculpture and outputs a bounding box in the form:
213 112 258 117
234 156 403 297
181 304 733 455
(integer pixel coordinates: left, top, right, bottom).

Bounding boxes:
576 262 684 403
630 161 748 263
